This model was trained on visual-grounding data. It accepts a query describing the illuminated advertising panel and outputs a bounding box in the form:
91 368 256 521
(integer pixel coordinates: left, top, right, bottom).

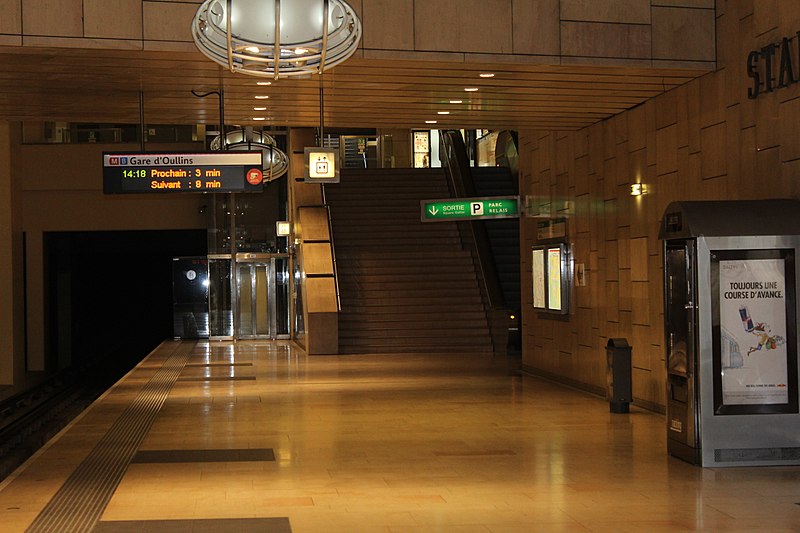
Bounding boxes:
712 249 799 415
532 243 570 315
532 248 546 309
547 246 563 311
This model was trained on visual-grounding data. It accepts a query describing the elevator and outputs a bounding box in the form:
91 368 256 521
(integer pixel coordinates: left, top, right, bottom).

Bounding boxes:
236 254 290 339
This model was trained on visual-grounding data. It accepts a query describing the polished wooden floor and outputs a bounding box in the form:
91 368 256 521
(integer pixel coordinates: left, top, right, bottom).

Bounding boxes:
1 340 799 532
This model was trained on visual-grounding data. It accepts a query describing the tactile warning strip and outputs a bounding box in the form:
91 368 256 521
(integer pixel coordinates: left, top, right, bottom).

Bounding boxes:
26 341 194 533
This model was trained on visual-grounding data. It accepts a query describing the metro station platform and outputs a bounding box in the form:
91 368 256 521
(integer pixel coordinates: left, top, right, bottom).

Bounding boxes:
1 340 799 533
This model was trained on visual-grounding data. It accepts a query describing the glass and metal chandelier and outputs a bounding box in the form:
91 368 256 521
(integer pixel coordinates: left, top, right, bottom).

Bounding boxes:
192 0 362 79
211 129 289 181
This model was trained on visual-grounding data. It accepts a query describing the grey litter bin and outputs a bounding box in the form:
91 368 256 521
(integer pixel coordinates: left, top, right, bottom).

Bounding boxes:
606 338 632 413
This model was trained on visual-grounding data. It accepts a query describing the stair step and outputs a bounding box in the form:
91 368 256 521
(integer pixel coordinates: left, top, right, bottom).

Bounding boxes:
340 308 487 317
338 275 478 284
338 345 494 354
338 319 489 330
340 297 484 307
339 336 492 346
328 167 493 353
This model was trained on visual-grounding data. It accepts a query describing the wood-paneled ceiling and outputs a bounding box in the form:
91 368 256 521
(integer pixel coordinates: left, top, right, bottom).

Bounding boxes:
0 46 708 131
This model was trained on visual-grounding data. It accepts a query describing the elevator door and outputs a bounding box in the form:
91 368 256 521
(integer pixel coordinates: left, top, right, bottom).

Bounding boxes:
237 260 274 339
236 255 291 340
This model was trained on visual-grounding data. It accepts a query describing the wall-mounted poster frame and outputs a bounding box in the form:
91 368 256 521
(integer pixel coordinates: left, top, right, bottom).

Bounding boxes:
532 243 571 315
412 131 430 168
710 248 799 415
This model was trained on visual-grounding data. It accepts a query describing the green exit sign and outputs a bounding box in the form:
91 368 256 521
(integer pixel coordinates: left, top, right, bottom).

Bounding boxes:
420 196 520 222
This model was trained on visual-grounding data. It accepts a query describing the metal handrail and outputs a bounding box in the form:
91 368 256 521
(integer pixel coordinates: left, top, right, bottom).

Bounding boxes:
325 204 342 312
320 185 342 311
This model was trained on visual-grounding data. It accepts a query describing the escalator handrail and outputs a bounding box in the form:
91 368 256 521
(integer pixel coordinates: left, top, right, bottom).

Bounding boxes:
440 130 506 309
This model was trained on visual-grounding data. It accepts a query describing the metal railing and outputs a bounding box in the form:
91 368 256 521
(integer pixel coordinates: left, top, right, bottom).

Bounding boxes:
325 203 342 312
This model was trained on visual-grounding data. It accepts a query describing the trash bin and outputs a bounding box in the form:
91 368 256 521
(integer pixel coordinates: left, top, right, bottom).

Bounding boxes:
606 338 632 413
506 311 521 356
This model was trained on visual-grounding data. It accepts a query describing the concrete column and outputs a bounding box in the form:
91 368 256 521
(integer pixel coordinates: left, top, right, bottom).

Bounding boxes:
0 122 25 385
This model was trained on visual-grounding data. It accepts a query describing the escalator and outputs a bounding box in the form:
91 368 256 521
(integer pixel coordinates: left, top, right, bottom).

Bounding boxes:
440 130 521 314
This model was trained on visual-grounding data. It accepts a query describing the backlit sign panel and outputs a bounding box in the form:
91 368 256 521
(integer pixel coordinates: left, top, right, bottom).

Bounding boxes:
103 152 264 194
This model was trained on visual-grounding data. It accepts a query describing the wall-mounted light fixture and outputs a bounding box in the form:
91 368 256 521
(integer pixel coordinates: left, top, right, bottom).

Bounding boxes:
630 183 648 196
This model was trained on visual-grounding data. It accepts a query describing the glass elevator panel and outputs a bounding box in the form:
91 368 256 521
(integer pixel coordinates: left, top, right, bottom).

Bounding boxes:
208 257 233 338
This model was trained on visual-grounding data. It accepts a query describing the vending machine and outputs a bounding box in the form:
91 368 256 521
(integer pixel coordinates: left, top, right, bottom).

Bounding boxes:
660 200 800 467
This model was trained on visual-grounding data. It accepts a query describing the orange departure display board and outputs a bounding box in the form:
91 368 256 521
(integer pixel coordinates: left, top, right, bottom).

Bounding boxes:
103 152 264 194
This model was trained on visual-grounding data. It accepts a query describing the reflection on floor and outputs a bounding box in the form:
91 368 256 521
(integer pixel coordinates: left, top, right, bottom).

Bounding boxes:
1 340 799 532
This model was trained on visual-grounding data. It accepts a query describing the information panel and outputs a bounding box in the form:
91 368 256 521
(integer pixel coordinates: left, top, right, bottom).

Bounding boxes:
532 248 546 309
712 248 799 415
531 243 570 315
103 152 264 194
547 247 563 311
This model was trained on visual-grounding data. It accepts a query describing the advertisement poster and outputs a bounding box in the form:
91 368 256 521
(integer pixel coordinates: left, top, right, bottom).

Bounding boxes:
532 249 545 308
718 258 789 405
413 131 429 153
547 247 562 311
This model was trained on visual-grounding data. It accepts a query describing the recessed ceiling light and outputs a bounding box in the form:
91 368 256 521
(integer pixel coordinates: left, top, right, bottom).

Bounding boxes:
449 100 463 104
479 73 495 78
425 120 437 124
256 81 272 86
254 95 270 99
253 117 266 121
437 111 450 115
464 87 479 92
254 106 267 111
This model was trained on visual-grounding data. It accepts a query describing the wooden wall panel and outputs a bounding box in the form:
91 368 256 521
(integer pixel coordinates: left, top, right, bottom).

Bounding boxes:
700 122 726 179
84 0 143 39
656 124 678 175
652 6 715 61
414 0 513 54
2 0 718 80
362 0 414 50
23 0 83 37
560 0 651 24
0 0 21 34
520 1 800 411
143 1 197 42
564 21 650 59
513 0 561 55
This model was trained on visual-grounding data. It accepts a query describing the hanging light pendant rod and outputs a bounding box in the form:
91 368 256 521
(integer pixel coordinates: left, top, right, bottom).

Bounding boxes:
273 0 280 78
319 0 329 74
191 88 226 150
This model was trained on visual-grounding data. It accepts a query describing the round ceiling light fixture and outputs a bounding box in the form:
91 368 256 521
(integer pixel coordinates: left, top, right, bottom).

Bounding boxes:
192 0 362 79
211 129 289 181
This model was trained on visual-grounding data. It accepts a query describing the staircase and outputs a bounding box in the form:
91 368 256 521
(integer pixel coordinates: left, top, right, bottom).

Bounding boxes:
325 168 493 354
